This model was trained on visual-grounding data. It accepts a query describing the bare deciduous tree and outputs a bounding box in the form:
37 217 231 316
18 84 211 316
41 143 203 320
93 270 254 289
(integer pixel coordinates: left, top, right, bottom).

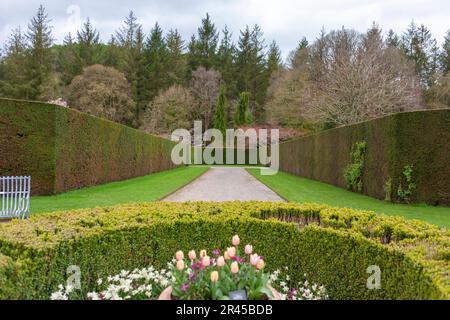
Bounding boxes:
190 66 221 129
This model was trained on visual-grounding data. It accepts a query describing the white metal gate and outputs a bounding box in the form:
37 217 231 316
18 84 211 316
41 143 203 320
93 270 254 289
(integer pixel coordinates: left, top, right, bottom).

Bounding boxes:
0 176 31 219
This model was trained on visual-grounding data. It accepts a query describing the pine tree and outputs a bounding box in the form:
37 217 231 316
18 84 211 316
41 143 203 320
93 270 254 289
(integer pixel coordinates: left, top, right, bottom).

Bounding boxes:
440 29 450 73
213 86 227 133
114 11 144 122
234 92 252 126
217 26 236 99
267 40 282 75
166 29 186 85
25 5 54 99
59 32 80 85
236 25 267 122
297 37 309 50
187 13 219 71
401 21 438 87
386 29 400 48
77 18 100 67
0 27 30 98
142 23 168 107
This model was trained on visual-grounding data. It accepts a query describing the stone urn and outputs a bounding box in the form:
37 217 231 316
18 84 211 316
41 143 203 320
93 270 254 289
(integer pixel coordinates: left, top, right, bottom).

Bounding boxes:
158 286 282 300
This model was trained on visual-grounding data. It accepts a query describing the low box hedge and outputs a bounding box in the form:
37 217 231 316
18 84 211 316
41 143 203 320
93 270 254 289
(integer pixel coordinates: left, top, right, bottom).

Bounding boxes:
0 202 448 299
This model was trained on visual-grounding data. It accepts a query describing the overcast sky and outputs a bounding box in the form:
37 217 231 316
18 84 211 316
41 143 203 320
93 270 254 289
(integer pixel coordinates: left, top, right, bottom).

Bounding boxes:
1 0 449 60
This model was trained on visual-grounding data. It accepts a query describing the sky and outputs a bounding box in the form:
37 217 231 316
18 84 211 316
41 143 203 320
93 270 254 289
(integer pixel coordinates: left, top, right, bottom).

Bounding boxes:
0 0 449 60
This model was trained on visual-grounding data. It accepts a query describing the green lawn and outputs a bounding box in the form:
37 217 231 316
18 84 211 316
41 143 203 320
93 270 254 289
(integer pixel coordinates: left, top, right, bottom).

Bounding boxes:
31 166 208 214
248 168 450 228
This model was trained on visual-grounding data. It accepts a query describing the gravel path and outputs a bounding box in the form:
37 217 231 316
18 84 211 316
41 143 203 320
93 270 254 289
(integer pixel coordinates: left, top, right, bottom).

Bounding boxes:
162 167 285 202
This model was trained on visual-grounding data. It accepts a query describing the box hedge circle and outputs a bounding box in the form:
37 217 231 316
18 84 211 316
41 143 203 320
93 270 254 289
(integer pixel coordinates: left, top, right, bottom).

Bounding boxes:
0 202 448 299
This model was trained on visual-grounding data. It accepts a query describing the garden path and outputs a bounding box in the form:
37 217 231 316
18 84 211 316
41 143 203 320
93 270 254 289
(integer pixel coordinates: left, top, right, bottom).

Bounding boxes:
162 167 285 202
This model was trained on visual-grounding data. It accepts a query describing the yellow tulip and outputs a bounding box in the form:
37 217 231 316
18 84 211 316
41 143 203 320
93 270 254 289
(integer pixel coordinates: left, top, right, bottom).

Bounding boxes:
210 271 219 282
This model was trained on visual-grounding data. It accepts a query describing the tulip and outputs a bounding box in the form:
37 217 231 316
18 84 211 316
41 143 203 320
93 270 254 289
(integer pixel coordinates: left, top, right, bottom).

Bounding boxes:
176 259 185 271
256 259 265 270
176 250 184 261
200 250 207 259
244 244 253 255
232 235 240 246
250 253 260 266
217 256 225 267
230 261 239 274
210 271 219 282
224 251 230 260
188 250 196 260
202 256 211 267
226 247 236 258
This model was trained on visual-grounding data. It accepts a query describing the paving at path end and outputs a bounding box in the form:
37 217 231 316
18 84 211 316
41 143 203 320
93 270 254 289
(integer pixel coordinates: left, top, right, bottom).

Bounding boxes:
163 167 285 202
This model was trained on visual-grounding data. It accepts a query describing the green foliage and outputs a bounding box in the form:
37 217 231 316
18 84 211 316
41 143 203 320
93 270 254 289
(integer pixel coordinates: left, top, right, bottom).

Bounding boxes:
279 109 450 206
343 141 366 192
234 92 253 126
397 165 416 203
0 98 177 195
0 202 448 300
213 86 228 134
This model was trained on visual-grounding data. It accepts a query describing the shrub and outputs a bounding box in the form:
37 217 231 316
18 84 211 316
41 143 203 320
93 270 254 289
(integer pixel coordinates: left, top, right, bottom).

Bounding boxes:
0 202 448 300
397 165 416 203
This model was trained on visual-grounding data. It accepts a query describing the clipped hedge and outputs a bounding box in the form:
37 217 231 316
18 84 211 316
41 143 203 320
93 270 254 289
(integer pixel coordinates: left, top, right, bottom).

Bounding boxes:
279 109 450 205
0 202 448 300
0 98 177 195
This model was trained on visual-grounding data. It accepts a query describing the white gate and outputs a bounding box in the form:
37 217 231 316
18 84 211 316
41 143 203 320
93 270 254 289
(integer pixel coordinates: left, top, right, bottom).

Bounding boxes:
0 176 31 219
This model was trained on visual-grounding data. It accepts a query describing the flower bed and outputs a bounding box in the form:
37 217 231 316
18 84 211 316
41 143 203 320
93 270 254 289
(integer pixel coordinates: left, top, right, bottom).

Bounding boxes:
0 202 448 299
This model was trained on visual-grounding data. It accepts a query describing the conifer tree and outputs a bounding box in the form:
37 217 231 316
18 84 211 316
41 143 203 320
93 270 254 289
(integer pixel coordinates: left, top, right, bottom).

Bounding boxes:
187 13 219 71
142 23 168 105
267 40 282 75
213 86 228 134
234 91 252 126
440 29 450 73
217 26 236 99
25 5 54 99
0 27 30 98
77 18 101 67
166 29 186 85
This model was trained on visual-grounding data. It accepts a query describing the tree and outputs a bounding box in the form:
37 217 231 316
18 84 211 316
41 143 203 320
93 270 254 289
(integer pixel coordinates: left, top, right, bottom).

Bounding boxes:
114 11 145 107
426 72 450 108
216 26 237 99
77 18 101 67
142 23 168 105
236 25 268 122
440 29 450 73
401 21 438 87
234 92 252 126
386 29 400 48
141 84 195 134
166 29 187 85
65 64 135 126
213 86 228 133
190 66 221 129
0 27 30 98
266 40 282 76
25 5 54 100
187 13 219 71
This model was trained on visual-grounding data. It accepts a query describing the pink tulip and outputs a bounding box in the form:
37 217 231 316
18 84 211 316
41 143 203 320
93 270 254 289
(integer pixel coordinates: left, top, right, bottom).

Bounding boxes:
244 244 253 255
188 250 196 260
232 235 240 246
250 253 260 266
176 259 185 271
256 259 265 270
226 247 236 258
175 250 184 261
217 256 225 267
230 261 239 274
202 256 211 267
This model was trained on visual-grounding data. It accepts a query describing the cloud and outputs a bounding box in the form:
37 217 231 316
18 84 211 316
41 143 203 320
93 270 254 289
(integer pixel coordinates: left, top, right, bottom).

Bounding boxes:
0 0 448 59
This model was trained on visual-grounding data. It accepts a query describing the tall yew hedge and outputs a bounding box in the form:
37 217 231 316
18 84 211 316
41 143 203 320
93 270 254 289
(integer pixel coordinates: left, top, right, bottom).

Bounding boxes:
279 109 450 205
0 98 177 195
